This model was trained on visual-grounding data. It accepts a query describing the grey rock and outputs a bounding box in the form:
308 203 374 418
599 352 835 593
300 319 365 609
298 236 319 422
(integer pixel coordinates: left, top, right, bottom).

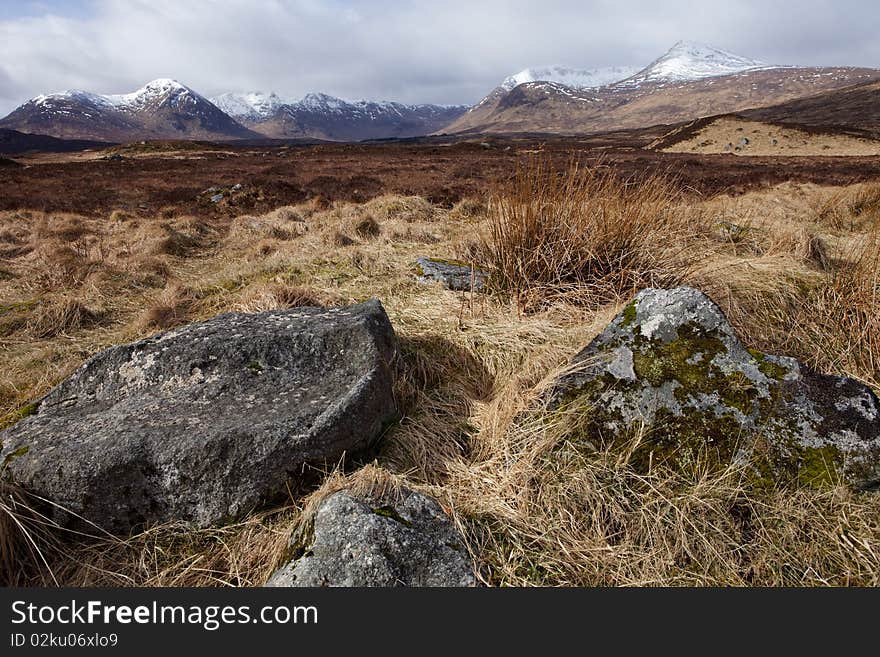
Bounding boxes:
415 257 488 292
0 300 398 533
209 193 224 203
266 487 476 587
547 287 880 488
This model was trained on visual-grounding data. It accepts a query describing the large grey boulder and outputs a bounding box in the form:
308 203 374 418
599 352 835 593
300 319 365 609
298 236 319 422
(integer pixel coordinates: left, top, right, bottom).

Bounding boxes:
0 300 397 533
266 487 476 587
547 287 880 488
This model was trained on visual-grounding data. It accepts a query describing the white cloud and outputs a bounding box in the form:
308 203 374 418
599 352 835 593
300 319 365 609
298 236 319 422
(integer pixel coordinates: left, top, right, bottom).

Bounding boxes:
0 0 878 115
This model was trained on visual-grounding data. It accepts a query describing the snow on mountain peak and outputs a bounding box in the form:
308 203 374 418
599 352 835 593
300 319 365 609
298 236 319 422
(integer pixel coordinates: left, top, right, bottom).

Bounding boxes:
104 79 197 109
501 65 638 91
623 41 769 85
495 42 773 96
210 91 287 118
32 90 111 108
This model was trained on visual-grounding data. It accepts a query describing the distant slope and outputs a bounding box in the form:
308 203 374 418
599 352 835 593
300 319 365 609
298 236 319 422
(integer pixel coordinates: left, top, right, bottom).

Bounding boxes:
0 128 111 154
741 80 880 139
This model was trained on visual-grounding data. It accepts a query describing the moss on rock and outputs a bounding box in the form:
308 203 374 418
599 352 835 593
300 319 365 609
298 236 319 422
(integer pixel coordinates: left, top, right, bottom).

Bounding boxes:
545 287 880 490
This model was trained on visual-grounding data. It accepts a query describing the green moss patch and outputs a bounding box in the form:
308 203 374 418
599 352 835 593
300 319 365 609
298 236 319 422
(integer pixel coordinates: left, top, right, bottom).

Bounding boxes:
373 505 412 527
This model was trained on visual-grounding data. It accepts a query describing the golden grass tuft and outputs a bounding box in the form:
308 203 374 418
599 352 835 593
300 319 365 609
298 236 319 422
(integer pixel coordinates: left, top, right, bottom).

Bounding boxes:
138 283 195 331
233 282 337 313
481 159 709 310
27 298 105 339
365 195 436 223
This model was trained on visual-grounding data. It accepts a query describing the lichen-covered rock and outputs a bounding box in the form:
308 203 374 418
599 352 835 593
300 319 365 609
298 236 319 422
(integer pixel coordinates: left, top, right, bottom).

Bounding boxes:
415 257 488 292
0 300 397 533
266 487 476 587
547 287 880 488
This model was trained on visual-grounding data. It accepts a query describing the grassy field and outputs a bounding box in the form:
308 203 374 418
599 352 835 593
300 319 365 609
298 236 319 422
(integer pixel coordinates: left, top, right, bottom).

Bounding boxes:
2 162 880 586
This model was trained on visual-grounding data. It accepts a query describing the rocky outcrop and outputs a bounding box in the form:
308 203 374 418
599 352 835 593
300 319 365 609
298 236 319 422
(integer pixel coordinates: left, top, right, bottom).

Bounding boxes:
266 487 476 587
547 287 880 488
0 300 397 533
414 257 488 292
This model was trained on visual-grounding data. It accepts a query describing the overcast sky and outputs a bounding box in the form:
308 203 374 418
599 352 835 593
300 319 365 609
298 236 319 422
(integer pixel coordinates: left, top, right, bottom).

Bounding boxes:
1 0 878 115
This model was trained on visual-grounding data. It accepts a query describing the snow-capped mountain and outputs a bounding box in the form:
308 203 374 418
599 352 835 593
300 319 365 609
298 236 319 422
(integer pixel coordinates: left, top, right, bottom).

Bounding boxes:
501 65 638 91
1 79 258 141
617 41 770 87
212 91 468 141
446 41 880 135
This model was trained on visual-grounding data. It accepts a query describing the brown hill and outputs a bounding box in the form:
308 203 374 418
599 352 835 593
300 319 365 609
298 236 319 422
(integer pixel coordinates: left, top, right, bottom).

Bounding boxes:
741 80 880 138
649 115 880 156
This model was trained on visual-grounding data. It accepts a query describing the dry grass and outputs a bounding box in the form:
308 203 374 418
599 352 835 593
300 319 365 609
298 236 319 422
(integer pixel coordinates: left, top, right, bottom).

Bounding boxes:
786 232 880 389
815 182 880 232
443 398 880 586
3 175 880 587
481 159 709 310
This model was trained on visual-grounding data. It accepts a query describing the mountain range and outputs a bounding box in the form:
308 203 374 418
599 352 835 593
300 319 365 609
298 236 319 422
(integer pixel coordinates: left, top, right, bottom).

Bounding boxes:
446 41 880 134
0 79 468 142
2 41 879 144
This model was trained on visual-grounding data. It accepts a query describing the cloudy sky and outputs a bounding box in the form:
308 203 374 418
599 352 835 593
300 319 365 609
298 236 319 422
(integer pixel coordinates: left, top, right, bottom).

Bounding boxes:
0 0 878 114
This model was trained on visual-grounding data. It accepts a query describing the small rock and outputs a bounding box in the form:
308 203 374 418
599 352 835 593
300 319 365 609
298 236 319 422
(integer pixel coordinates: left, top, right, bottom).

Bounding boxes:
266 487 476 587
210 193 224 203
547 287 880 488
0 300 398 533
231 183 243 192
415 257 488 292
